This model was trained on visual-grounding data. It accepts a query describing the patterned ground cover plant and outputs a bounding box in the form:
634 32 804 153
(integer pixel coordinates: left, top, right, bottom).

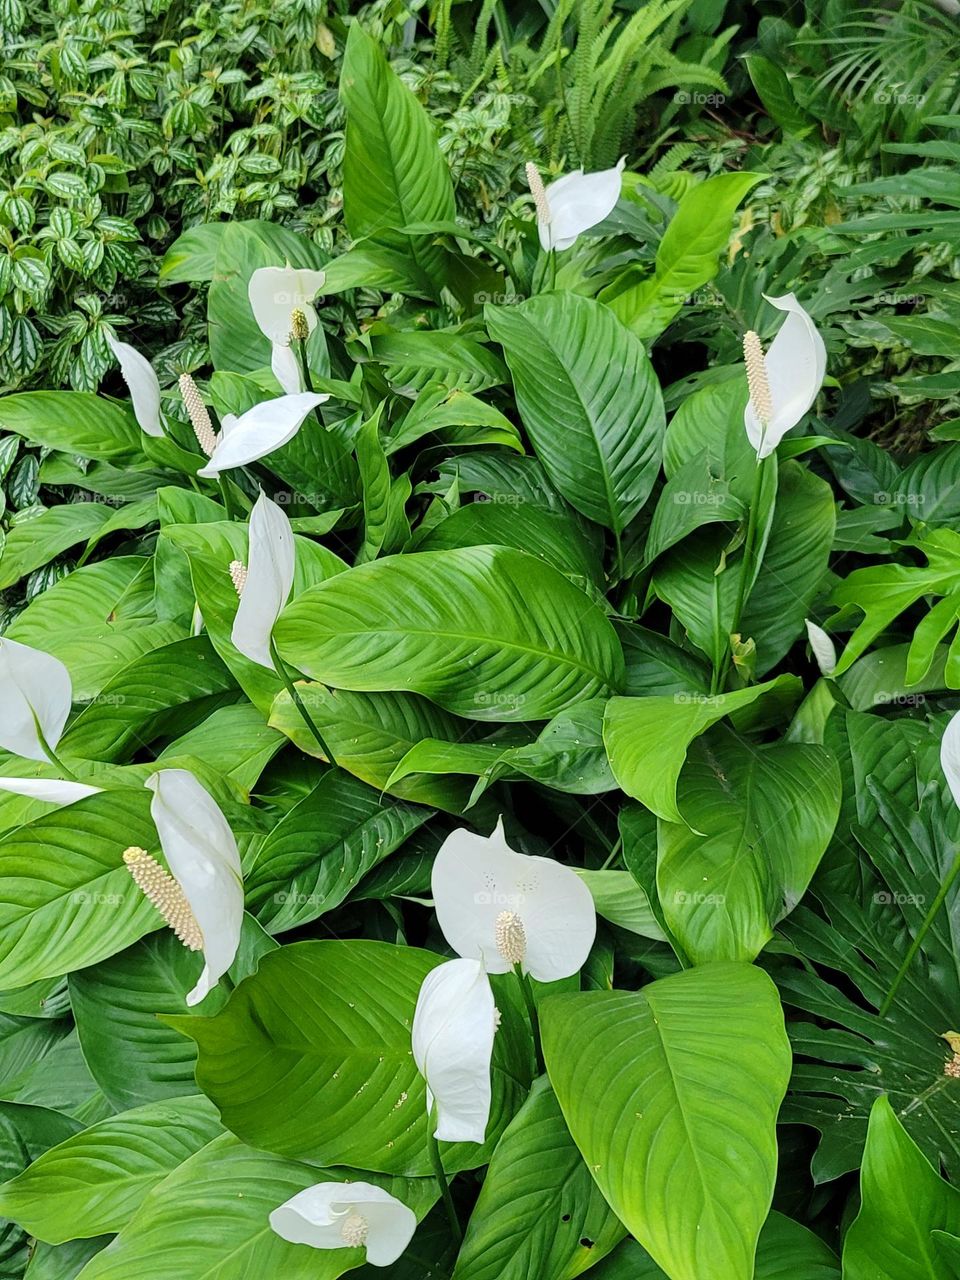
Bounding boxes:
0 10 958 1280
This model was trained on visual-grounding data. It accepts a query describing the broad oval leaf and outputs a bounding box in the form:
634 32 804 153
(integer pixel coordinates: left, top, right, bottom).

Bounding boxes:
165 939 530 1175
541 962 791 1280
274 546 624 722
486 293 665 533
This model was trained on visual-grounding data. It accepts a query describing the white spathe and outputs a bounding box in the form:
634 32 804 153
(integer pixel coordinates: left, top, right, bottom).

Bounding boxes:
271 341 302 395
145 769 244 1006
411 957 497 1144
0 777 100 804
0 638 73 763
805 619 837 677
269 1181 416 1267
431 819 597 981
941 710 960 812
196 392 328 477
105 335 163 437
744 293 827 459
538 159 625 252
231 491 295 670
248 266 327 344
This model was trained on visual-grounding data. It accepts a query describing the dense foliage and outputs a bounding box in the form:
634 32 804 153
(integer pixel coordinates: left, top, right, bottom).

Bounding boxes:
0 3 959 1279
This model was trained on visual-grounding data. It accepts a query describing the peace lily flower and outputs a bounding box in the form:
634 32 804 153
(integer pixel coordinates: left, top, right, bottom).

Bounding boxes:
804 619 837 677
123 769 244 1006
411 957 498 1144
525 158 625 252
0 777 100 805
105 334 163 437
941 709 960 811
248 265 327 344
742 293 827 459
0 637 73 763
269 1182 416 1267
432 820 596 981
178 373 218 458
229 490 295 670
196 392 328 478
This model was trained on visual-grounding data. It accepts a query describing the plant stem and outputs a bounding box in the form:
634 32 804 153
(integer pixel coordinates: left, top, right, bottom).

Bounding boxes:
879 851 960 1018
426 1118 461 1242
36 727 79 782
600 837 622 871
218 477 237 520
296 337 314 393
515 966 545 1075
268 638 336 765
716 455 766 690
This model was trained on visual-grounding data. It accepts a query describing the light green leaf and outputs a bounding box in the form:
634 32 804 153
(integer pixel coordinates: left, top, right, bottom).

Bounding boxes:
0 392 141 461
452 1077 626 1280
0 504 113 588
274 547 624 723
0 790 163 990
603 675 801 824
486 293 665 533
166 940 529 1175
0 1095 222 1243
843 1096 960 1280
657 732 840 962
340 24 455 296
541 963 791 1280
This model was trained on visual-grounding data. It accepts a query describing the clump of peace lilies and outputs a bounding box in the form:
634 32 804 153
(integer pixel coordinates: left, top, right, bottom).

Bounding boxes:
0 164 850 1270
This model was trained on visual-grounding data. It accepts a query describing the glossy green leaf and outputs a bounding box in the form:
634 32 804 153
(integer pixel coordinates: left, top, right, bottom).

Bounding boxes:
0 1095 222 1243
541 963 791 1280
274 547 624 722
166 940 529 1175
486 293 665 533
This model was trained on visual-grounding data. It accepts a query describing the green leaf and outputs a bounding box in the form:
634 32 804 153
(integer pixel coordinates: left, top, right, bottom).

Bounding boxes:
0 790 163 990
602 173 763 338
73 1133 437 1280
158 222 226 284
0 503 113 588
0 1095 222 1243
370 329 508 394
0 392 140 461
356 408 411 561
166 940 529 1175
657 731 840 962
244 772 430 932
541 963 791 1280
452 1077 626 1280
274 547 624 722
603 675 801 824
268 684 479 811
70 919 277 1112
486 293 665 533
5 558 183 700
61 636 237 762
340 24 456 296
743 56 814 135
842 1096 960 1280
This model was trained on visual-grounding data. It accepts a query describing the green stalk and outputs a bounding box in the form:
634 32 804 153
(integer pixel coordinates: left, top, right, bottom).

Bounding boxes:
296 337 314 393
218 477 238 521
716 455 766 691
426 1117 462 1242
268 638 336 766
35 725 79 782
515 966 544 1075
879 851 960 1018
